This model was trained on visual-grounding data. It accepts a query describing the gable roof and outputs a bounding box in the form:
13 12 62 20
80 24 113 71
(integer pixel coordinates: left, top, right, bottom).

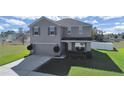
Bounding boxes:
55 18 92 26
29 16 59 27
29 16 92 27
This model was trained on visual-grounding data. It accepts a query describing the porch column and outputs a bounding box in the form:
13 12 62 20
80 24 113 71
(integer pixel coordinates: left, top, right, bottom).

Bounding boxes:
68 42 72 51
85 42 91 52
72 42 76 51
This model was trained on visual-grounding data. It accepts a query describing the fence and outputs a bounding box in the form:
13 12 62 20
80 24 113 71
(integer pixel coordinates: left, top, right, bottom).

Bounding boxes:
91 42 113 50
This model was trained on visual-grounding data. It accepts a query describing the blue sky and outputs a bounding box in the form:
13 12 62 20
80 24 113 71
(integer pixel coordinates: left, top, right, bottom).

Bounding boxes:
0 16 124 34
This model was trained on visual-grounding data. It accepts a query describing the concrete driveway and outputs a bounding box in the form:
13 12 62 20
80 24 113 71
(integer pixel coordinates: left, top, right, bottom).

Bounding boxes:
0 55 52 76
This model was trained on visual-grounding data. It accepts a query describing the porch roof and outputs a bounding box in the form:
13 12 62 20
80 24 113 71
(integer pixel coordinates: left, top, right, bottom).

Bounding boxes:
62 37 92 40
61 40 91 43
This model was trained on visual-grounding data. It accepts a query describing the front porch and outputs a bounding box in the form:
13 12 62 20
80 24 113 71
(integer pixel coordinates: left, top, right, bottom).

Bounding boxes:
61 40 92 58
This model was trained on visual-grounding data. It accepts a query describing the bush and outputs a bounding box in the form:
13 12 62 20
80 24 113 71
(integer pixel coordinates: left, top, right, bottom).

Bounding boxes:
27 44 33 50
86 52 92 59
53 46 60 53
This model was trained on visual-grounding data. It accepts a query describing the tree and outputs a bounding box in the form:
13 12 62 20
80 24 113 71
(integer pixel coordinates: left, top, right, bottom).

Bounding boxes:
1 32 6 45
16 31 26 45
122 35 124 39
115 35 118 39
92 27 97 39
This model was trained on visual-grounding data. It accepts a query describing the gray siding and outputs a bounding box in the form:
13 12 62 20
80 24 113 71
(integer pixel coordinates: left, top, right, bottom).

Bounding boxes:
30 18 62 44
30 17 92 56
34 44 62 56
61 26 92 38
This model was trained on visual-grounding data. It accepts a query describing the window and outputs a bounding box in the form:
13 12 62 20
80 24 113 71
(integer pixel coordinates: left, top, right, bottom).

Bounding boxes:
48 26 57 36
67 27 71 34
80 26 90 34
80 27 84 34
71 26 79 32
32 26 40 35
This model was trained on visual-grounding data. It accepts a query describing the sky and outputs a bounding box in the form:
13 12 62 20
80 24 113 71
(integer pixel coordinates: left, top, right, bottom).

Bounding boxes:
0 16 124 34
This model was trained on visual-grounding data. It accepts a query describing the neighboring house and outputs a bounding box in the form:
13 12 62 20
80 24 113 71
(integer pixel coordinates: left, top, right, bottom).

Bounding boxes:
29 17 93 57
103 34 123 42
24 31 30 45
6 34 16 43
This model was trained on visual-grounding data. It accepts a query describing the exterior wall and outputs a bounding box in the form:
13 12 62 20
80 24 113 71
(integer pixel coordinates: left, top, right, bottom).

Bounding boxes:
30 19 62 44
30 18 92 56
30 19 62 56
34 44 62 56
85 42 91 52
61 26 92 38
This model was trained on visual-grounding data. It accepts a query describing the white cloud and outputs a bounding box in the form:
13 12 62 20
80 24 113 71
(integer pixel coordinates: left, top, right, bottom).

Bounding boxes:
5 19 26 26
15 16 88 21
92 20 98 24
0 17 26 26
99 16 123 20
46 16 61 21
114 25 124 31
103 31 113 35
115 22 124 25
15 16 41 20
2 23 10 27
115 22 120 25
84 20 98 24
68 16 88 19
100 25 124 34
46 16 88 21
0 26 4 30
11 29 18 32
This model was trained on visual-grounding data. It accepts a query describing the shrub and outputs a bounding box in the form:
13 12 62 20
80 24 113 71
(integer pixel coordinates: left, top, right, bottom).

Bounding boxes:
53 45 60 53
27 44 33 50
86 52 92 59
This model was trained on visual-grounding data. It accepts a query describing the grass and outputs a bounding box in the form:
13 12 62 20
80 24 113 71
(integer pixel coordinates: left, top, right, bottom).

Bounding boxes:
0 41 124 76
0 44 30 65
99 48 124 72
69 40 124 76
36 48 124 75
69 67 124 76
114 41 124 48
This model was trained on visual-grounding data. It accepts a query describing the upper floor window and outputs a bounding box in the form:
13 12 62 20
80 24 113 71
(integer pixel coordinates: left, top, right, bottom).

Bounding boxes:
71 26 79 32
48 26 57 36
80 27 84 34
32 26 40 35
67 27 71 34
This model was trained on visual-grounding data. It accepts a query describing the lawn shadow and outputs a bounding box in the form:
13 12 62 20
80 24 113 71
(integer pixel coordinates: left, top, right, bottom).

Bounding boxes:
35 50 122 76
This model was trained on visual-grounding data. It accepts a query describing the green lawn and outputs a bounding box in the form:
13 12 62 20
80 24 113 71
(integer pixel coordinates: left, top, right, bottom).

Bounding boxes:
0 42 124 76
69 67 124 76
114 41 124 48
69 46 124 76
0 44 30 65
100 48 124 72
69 41 124 76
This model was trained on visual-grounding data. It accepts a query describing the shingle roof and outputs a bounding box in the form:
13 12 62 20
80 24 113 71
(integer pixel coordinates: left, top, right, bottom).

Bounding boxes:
29 17 92 27
29 16 59 27
55 18 92 26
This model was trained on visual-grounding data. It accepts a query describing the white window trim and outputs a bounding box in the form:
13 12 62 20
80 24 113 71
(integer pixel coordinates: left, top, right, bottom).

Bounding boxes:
79 27 84 34
67 27 71 34
49 26 55 31
48 26 56 36
33 26 40 36
49 34 56 36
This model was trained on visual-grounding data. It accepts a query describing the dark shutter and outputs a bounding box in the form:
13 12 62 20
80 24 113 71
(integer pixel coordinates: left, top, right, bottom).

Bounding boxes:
55 27 57 35
48 27 50 35
32 27 34 35
38 27 40 35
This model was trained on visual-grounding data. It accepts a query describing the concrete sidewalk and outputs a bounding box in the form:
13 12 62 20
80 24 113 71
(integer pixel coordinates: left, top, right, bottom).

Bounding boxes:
0 55 52 76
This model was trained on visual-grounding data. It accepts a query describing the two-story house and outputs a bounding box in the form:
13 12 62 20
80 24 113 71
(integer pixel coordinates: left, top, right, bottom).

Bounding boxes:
29 16 93 58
